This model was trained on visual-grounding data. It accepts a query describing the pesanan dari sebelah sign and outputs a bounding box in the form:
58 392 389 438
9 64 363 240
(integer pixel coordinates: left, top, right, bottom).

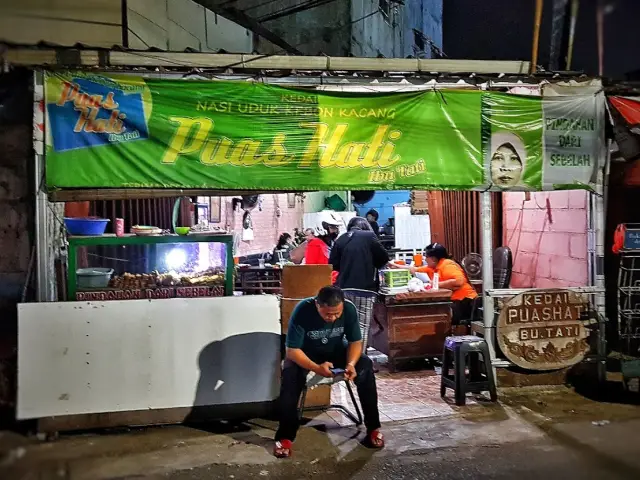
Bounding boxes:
497 290 590 371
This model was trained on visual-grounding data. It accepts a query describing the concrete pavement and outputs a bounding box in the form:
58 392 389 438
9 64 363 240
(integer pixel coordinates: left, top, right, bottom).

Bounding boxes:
0 386 639 479
151 439 639 480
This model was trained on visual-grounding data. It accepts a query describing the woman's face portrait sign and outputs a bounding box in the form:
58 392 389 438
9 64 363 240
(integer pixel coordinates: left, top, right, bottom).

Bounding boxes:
490 142 523 188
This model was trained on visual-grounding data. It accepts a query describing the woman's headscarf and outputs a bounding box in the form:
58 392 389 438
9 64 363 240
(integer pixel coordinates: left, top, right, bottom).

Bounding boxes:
487 131 528 188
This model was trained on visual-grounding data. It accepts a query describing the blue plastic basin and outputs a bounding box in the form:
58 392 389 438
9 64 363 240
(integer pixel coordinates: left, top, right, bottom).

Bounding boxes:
64 217 110 235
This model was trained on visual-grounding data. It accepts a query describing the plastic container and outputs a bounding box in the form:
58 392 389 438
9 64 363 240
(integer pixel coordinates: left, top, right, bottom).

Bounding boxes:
415 272 431 284
131 225 162 236
76 268 113 289
115 218 124 237
64 217 110 236
381 269 411 288
324 195 346 211
623 224 640 249
621 359 640 378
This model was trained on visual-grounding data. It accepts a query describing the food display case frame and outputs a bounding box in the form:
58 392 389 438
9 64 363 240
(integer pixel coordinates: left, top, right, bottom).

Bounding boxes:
67 233 234 301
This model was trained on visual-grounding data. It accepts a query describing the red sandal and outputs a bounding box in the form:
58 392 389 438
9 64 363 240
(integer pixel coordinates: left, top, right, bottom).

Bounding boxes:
274 439 293 458
366 429 385 449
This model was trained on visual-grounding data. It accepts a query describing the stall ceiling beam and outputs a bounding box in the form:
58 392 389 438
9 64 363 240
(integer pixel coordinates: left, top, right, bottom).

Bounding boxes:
49 189 303 202
486 286 606 297
2 47 532 74
108 52 329 70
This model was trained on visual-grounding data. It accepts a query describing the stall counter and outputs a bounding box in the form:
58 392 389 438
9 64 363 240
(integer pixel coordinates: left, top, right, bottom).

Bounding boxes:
370 290 453 371
18 295 280 433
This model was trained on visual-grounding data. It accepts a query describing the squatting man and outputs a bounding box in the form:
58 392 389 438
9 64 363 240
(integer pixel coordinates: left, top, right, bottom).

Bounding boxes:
273 286 384 458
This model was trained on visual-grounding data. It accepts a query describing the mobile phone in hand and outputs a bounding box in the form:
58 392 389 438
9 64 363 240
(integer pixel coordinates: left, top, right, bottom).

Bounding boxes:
330 368 345 376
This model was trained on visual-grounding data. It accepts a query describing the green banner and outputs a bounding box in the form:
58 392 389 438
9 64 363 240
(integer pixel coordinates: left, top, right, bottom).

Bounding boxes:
44 72 604 191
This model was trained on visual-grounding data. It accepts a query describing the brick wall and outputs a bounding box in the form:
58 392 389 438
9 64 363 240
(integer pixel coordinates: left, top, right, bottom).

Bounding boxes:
0 70 32 414
211 194 304 257
503 191 589 288
0 71 32 317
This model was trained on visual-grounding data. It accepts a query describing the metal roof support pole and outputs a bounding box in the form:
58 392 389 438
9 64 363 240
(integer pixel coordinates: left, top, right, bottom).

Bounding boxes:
566 0 579 70
481 191 497 379
591 188 607 384
530 0 544 74
593 140 610 384
587 191 602 308
33 71 51 302
594 140 611 317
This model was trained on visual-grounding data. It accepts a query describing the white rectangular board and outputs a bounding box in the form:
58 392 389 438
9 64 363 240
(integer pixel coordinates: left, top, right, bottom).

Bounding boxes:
18 295 281 420
394 204 431 250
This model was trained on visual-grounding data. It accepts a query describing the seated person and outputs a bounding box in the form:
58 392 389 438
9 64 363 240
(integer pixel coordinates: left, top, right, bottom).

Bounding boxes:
274 286 384 458
271 232 293 263
391 243 478 325
366 209 380 236
304 228 315 242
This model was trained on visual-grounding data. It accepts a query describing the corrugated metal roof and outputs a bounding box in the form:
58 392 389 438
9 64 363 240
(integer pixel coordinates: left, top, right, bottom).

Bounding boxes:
0 41 556 80
0 40 238 55
0 42 603 94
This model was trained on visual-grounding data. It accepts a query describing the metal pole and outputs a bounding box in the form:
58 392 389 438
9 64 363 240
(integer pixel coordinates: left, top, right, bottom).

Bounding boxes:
593 138 610 385
530 0 545 74
549 0 569 71
566 0 579 70
594 141 609 316
596 0 604 77
594 185 606 383
481 192 496 375
587 192 595 287
121 0 129 48
33 70 51 302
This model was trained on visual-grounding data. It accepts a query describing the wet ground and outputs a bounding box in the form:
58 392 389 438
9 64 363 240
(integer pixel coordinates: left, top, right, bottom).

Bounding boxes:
1 384 639 479
328 366 480 426
148 439 640 480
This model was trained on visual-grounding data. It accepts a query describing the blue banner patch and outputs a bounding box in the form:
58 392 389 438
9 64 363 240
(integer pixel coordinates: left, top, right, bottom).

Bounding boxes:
48 77 149 152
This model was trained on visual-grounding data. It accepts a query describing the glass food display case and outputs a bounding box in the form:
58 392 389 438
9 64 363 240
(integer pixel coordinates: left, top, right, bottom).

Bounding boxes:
67 234 234 301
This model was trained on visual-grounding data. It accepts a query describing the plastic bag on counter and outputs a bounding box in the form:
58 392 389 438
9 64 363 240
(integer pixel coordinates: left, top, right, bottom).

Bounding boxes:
407 277 425 292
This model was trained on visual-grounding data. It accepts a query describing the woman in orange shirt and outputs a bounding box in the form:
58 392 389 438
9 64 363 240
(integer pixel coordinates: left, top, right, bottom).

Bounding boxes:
395 243 478 325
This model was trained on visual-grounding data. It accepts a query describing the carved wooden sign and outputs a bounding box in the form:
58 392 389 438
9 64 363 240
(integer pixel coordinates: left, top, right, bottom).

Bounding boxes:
497 290 589 371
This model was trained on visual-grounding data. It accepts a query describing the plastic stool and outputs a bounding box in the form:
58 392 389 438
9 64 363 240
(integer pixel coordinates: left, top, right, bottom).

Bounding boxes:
440 335 498 406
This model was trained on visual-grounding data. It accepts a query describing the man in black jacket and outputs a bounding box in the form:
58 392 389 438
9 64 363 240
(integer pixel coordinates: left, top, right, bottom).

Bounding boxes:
329 217 389 291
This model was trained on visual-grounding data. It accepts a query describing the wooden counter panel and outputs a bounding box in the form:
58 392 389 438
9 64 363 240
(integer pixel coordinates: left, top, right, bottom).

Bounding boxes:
281 265 332 298
280 298 298 333
392 321 438 342
383 289 452 305
280 265 332 408
281 265 332 334
371 301 452 370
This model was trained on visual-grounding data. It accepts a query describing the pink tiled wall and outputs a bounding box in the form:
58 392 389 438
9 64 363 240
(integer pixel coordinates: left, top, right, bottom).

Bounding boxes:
503 191 589 288
211 194 304 257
